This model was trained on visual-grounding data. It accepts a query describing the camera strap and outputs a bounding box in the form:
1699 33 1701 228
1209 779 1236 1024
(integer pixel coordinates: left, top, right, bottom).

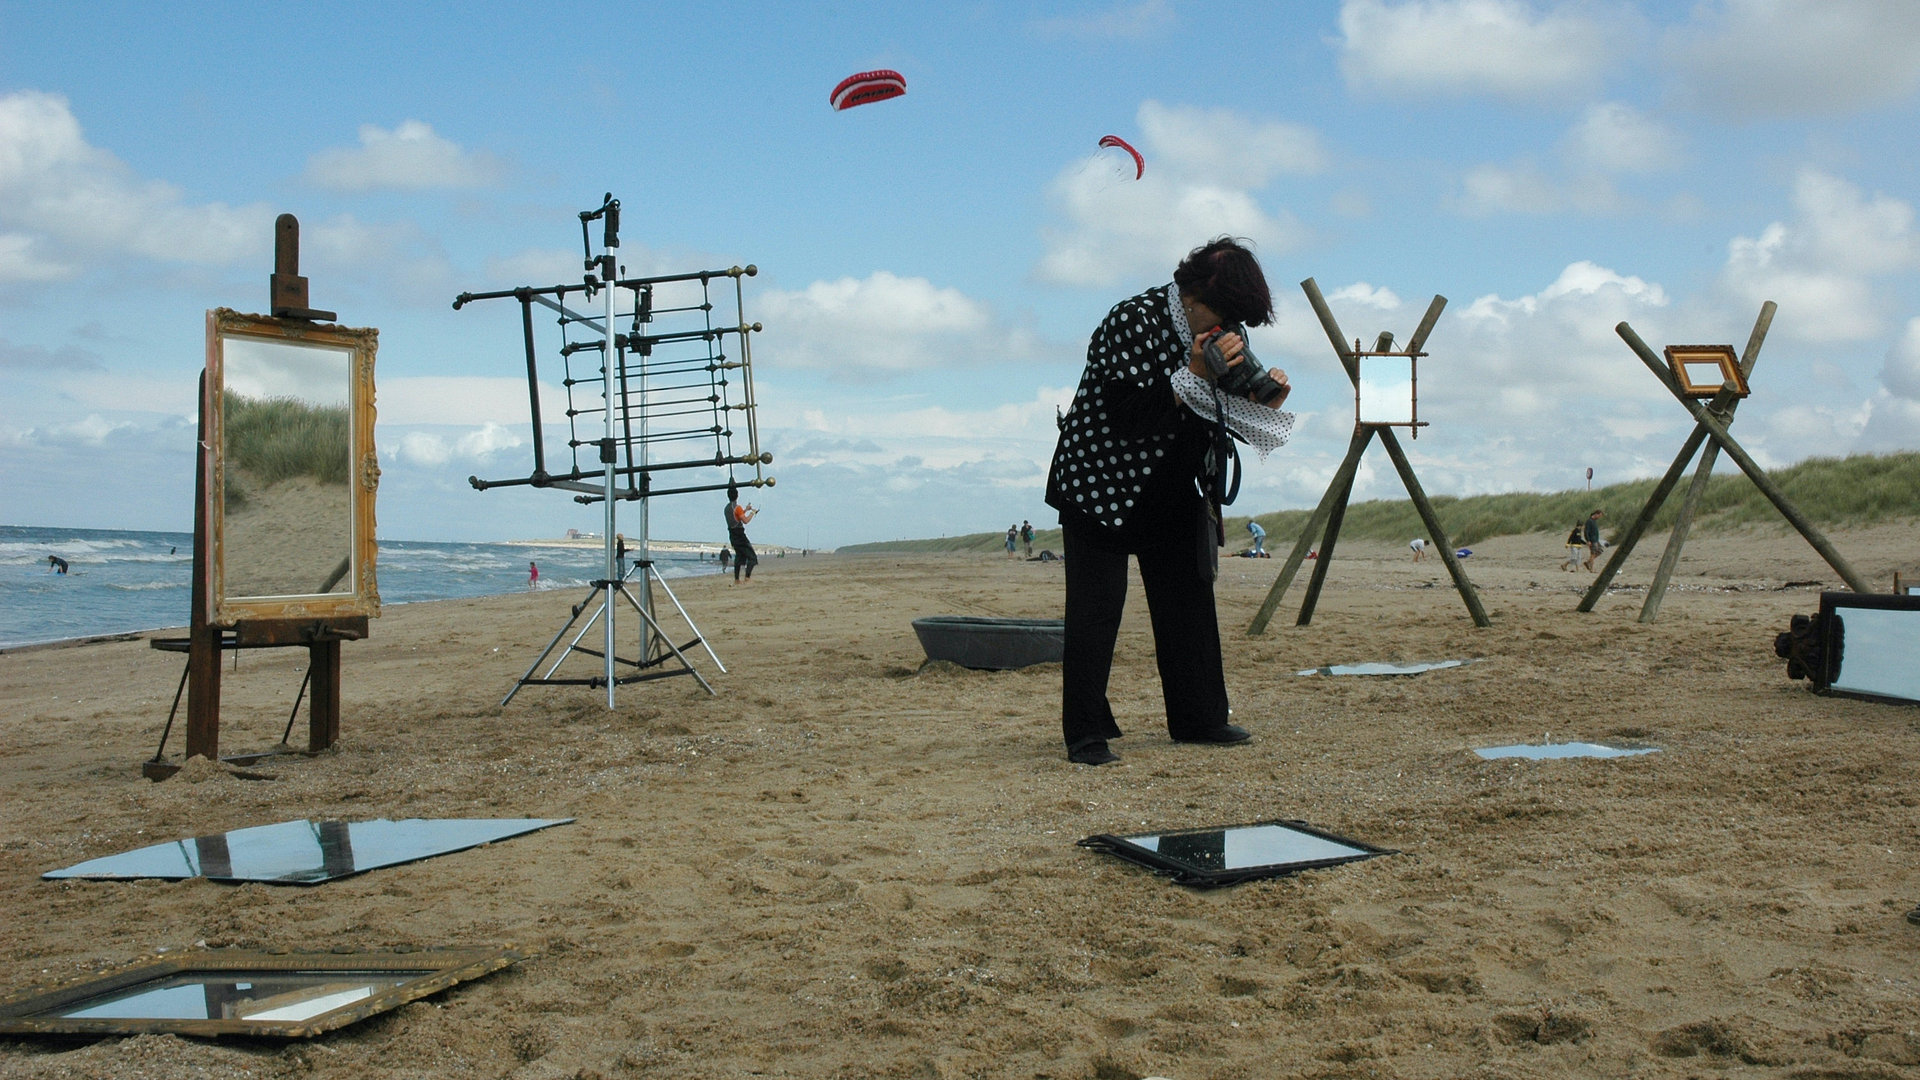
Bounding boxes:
1206 384 1242 507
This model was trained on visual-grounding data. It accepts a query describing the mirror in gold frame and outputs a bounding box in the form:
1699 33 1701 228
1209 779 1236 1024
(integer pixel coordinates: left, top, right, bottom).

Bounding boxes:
206 308 379 624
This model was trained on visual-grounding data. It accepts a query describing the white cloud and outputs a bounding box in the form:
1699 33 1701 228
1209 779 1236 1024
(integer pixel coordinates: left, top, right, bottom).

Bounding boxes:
1455 160 1620 216
1720 170 1919 342
755 271 1044 376
1564 102 1681 173
1337 0 1628 101
0 90 268 278
1035 101 1319 287
1329 283 1403 310
1662 0 1920 118
304 120 505 192
377 376 565 426
1880 317 1920 401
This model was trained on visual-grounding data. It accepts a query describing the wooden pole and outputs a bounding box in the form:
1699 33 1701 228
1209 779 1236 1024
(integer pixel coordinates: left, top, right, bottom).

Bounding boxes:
1301 278 1358 380
185 367 221 762
308 639 340 751
1617 320 1870 593
1248 425 1370 635
1637 302 1776 621
1295 449 1359 625
1577 426 1709 611
1379 427 1491 627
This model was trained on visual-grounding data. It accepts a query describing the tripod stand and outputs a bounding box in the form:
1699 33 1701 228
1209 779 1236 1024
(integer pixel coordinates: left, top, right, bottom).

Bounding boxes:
500 558 723 705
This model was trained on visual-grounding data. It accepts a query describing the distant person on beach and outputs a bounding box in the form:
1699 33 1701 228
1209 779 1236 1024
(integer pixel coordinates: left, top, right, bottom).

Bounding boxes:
528 561 539 587
719 546 731 571
47 555 68 574
1005 525 1018 558
1020 520 1034 558
1409 537 1427 562
615 533 628 578
1582 509 1605 571
1562 522 1585 571
1246 521 1266 556
726 486 759 583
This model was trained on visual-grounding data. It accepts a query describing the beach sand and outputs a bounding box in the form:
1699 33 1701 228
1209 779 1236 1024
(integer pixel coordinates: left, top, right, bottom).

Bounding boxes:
3 525 1920 1078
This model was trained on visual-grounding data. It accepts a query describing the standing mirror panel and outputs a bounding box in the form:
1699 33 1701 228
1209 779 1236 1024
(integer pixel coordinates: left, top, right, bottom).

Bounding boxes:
208 310 378 623
1357 355 1414 426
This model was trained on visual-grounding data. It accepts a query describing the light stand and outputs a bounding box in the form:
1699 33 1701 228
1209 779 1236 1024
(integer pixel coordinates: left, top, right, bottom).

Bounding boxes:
454 195 771 707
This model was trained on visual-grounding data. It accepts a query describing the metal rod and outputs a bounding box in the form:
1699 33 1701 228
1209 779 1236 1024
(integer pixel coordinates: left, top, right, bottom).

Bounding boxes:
452 265 754 309
1617 320 1869 593
519 293 547 476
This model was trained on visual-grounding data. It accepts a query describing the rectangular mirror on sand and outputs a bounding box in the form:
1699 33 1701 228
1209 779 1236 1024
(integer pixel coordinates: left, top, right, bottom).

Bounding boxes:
1297 659 1476 677
44 818 573 884
1476 742 1659 760
207 308 378 624
0 948 521 1038
1079 819 1393 888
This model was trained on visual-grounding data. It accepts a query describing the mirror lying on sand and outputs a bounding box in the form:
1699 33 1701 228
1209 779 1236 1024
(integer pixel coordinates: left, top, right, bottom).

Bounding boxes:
1777 592 1920 706
43 817 573 884
1297 659 1476 677
1476 742 1659 760
1079 820 1394 888
208 308 379 624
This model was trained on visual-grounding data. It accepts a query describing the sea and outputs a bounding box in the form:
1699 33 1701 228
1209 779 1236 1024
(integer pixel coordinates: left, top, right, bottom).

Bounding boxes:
0 524 725 650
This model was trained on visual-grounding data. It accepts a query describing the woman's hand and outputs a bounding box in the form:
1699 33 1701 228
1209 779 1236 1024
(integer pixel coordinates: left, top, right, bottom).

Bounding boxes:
1188 327 1246 379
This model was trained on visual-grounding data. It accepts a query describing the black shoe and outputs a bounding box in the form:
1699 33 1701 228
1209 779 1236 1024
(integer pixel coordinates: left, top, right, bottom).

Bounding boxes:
1173 724 1251 746
1068 741 1120 765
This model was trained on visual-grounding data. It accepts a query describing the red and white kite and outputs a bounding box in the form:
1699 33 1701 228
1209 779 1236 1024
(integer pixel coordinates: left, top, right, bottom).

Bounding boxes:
830 69 907 111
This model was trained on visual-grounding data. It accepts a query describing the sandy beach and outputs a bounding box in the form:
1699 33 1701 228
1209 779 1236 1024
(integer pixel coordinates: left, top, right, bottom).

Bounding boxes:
3 524 1920 1079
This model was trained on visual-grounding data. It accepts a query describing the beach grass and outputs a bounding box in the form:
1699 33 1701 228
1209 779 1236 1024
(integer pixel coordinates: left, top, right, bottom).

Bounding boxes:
222 391 351 488
840 450 1920 554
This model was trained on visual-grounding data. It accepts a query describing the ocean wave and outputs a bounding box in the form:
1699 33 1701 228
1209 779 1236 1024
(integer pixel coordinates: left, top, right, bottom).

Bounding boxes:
105 581 190 592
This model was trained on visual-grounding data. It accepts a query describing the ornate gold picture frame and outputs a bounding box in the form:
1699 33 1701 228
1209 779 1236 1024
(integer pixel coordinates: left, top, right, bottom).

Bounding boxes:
1664 343 1748 399
205 308 379 625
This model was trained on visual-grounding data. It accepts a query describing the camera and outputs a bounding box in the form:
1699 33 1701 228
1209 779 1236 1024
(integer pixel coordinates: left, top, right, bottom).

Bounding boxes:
1201 324 1288 406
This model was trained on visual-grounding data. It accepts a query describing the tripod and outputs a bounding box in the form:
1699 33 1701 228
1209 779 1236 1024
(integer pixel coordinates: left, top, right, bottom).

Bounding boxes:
500 558 723 705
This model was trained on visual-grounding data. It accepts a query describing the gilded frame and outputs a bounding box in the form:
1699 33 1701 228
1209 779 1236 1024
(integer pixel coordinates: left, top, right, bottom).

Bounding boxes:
205 308 380 625
0 947 521 1039
1664 344 1748 399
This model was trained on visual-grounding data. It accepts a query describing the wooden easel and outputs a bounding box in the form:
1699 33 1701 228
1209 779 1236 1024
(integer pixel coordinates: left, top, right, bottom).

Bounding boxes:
1249 279 1491 634
1578 301 1869 620
144 216 366 780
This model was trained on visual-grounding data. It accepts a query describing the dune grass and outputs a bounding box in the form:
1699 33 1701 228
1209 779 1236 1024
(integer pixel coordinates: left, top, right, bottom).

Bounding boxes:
838 451 1920 555
223 391 351 487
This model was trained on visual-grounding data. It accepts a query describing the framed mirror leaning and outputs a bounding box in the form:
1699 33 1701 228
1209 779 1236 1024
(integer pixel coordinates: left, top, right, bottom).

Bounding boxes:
206 308 379 624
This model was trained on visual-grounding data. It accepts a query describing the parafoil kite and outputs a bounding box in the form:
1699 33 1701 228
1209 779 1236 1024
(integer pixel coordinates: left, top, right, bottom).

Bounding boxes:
1097 134 1144 179
830 69 907 111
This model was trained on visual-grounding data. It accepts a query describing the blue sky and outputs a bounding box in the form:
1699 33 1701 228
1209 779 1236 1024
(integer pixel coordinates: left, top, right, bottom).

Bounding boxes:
4 1 1919 549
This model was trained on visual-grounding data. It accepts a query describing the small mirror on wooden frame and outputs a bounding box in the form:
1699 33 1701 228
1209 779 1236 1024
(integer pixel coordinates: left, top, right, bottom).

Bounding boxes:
206 308 379 624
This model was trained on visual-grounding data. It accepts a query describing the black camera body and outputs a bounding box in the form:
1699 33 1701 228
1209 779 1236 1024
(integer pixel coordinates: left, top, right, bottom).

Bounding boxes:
1201 324 1287 406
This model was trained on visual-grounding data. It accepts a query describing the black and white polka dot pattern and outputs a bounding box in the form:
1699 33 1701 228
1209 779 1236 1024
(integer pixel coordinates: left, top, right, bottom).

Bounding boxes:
1045 284 1200 537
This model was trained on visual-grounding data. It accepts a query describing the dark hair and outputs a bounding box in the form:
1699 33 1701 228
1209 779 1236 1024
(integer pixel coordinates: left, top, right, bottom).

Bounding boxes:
1173 237 1274 327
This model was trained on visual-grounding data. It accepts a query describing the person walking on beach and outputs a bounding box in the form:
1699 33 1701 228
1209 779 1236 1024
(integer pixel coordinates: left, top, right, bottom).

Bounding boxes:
1409 537 1427 562
46 555 69 575
528 561 539 587
726 486 759 583
1582 509 1605 571
1246 521 1266 556
1005 525 1018 558
1562 521 1585 571
1046 236 1294 766
1020 520 1035 558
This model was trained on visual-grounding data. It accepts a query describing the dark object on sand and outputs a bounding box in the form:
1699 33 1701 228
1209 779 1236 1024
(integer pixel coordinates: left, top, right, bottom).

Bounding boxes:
1776 591 1920 705
1078 819 1394 888
912 616 1064 670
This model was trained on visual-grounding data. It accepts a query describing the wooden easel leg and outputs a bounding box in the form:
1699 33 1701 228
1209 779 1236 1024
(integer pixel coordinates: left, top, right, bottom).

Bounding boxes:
1640 439 1722 622
1378 428 1491 627
1296 452 1360 626
1578 425 1709 612
308 639 340 752
185 371 220 762
1249 426 1371 635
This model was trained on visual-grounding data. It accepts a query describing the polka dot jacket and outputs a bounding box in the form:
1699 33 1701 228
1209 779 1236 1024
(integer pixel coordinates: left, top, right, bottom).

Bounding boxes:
1045 284 1212 547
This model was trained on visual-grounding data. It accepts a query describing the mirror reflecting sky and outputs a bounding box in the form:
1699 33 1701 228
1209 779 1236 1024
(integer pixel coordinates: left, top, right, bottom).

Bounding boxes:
44 818 573 884
1298 659 1474 676
52 971 419 1021
1831 606 1920 702
1357 355 1414 425
1130 823 1372 872
1476 742 1659 760
224 336 351 406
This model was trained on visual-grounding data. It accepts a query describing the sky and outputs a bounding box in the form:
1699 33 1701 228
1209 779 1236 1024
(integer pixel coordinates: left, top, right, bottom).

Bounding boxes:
3 0 1919 550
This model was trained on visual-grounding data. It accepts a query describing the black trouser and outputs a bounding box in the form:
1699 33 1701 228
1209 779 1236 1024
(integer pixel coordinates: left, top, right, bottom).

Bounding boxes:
730 528 757 580
1061 523 1230 751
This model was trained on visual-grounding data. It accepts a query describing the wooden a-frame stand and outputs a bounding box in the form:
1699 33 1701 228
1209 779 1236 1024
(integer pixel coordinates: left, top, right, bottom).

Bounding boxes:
1249 279 1491 634
1578 301 1868 619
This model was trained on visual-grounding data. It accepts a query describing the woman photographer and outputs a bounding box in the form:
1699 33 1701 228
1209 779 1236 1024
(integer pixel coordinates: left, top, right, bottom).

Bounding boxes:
1044 237 1293 765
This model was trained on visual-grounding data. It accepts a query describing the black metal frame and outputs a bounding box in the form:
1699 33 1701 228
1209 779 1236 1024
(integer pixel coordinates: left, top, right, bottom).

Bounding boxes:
1813 591 1920 706
1077 818 1396 888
